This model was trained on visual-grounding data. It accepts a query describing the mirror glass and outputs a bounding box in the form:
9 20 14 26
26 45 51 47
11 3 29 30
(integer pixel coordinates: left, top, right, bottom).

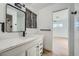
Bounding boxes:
6 4 25 32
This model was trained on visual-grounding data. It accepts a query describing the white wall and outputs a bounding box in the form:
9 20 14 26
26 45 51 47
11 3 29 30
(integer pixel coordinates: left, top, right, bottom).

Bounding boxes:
74 3 79 56
37 3 74 56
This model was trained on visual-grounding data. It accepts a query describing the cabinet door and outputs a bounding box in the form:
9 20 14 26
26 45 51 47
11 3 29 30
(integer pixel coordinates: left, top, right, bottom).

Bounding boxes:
27 45 39 56
27 46 37 56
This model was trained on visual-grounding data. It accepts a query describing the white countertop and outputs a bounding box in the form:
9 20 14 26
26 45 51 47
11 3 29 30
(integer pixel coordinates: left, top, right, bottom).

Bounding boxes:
0 34 44 53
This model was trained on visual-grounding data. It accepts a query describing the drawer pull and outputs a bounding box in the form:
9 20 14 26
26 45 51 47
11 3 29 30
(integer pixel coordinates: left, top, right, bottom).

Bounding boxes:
37 46 39 48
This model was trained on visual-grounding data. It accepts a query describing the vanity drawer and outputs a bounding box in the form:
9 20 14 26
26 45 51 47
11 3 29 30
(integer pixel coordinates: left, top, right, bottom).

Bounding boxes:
24 39 38 49
0 45 26 56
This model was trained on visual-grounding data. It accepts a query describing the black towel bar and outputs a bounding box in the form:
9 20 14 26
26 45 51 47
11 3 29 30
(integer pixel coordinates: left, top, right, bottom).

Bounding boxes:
40 29 51 31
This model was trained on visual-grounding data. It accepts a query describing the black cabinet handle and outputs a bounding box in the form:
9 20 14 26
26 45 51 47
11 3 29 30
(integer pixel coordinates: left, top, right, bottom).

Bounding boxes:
37 46 39 48
15 24 17 25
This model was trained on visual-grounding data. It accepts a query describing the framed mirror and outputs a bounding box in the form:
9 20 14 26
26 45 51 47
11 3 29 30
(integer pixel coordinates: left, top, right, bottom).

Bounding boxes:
6 4 25 32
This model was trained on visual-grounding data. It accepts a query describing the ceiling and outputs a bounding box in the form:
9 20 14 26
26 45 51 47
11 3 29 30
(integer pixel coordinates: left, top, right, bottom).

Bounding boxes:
25 3 54 11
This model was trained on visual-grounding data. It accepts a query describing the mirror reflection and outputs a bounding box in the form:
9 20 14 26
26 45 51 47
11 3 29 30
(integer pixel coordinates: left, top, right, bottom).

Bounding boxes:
6 4 25 32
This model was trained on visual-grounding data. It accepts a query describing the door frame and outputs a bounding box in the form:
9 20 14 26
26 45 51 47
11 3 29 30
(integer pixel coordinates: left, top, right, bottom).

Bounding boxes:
52 4 74 56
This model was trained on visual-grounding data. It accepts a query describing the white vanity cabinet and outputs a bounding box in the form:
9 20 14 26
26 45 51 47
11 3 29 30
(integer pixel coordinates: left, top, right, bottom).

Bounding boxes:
0 35 44 56
26 45 39 56
0 45 26 56
26 36 43 56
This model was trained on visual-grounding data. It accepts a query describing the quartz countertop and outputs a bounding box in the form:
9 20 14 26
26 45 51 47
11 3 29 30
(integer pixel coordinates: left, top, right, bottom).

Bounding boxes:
0 34 44 53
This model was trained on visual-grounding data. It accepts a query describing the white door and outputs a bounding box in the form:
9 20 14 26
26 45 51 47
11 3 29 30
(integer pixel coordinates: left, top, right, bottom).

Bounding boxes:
53 4 74 56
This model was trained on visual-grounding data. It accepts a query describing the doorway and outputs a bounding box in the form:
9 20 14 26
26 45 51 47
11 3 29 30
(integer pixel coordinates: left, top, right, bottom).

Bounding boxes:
53 9 69 56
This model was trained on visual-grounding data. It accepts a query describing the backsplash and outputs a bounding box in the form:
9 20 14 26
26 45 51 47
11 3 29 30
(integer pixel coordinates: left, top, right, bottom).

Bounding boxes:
0 26 39 40
0 28 39 40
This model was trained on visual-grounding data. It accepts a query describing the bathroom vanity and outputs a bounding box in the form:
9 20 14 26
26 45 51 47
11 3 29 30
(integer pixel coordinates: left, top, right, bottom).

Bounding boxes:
0 35 43 56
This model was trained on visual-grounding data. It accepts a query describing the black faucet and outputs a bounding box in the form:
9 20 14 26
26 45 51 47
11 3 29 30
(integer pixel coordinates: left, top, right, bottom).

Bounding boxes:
0 22 4 32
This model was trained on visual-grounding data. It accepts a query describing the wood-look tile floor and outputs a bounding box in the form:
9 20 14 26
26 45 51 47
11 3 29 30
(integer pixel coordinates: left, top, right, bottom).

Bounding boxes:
42 50 52 56
53 37 68 56
42 37 68 56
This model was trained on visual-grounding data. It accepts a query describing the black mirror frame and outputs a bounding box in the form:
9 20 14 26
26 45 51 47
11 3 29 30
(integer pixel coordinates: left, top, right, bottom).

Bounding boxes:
6 3 26 37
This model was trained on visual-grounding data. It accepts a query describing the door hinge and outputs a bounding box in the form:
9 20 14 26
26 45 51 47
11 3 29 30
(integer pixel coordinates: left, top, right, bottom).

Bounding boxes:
71 11 77 14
